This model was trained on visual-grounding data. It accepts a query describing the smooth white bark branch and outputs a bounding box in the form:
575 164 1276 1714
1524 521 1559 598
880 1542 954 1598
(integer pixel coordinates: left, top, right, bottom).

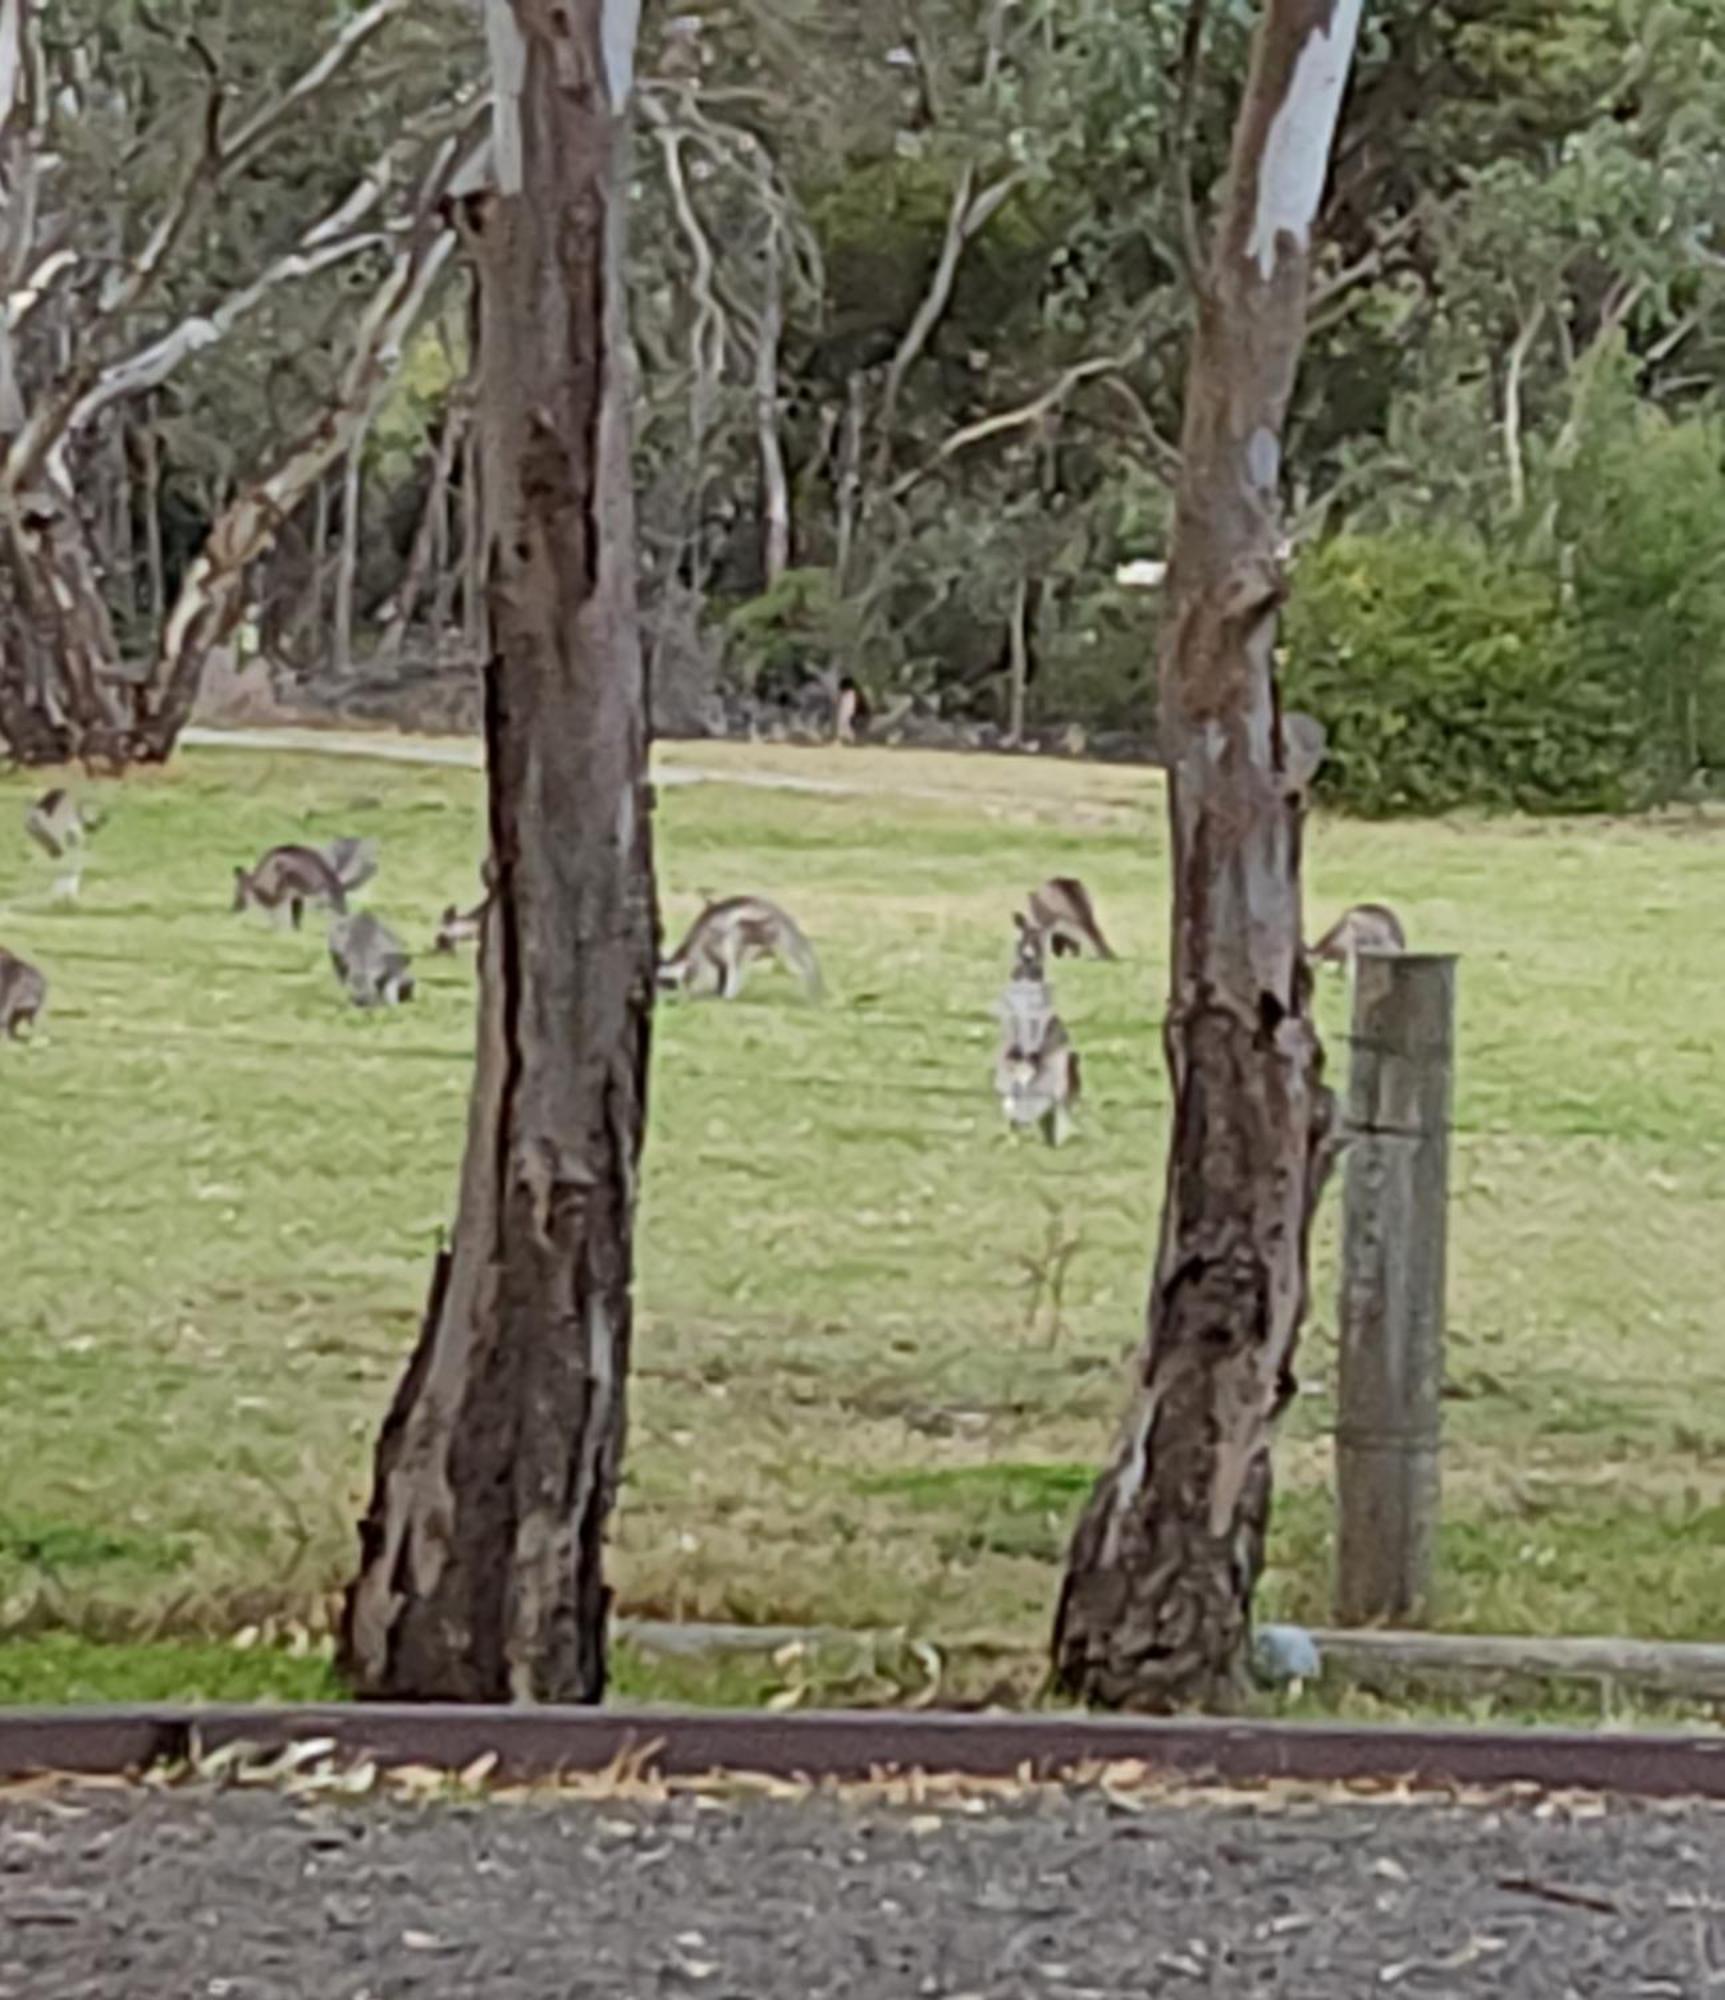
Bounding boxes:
486 0 527 195
1245 0 1364 280
158 228 457 672
0 0 23 149
5 243 71 327
875 162 1027 463
97 0 409 316
223 0 410 171
600 0 640 110
67 236 382 439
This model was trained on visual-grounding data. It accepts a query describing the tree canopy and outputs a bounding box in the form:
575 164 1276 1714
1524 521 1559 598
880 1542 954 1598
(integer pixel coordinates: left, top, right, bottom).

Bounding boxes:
7 0 1724 799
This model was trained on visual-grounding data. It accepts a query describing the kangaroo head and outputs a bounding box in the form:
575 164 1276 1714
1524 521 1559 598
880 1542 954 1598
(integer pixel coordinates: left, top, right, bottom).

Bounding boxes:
1011 911 1046 980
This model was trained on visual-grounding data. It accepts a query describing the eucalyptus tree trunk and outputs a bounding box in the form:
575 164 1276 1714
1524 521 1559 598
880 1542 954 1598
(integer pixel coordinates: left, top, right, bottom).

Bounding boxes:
754 229 790 587
342 0 656 1704
332 433 365 673
1052 0 1359 1712
377 399 464 663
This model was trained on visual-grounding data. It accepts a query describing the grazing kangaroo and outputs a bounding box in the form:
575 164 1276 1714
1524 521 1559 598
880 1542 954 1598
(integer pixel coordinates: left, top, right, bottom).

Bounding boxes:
993 915 1082 1145
328 911 415 1008
0 948 46 1038
232 845 348 930
658 894 823 1001
433 898 488 954
1025 876 1116 960
1308 901 1407 971
320 836 380 894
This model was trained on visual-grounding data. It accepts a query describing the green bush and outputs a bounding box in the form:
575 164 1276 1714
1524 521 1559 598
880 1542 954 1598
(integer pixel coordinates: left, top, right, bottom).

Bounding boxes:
721 567 847 700
1282 529 1641 816
1557 398 1725 790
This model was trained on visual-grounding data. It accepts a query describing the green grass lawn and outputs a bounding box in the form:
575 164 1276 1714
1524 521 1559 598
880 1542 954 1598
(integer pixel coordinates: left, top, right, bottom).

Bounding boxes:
3 738 1724 1710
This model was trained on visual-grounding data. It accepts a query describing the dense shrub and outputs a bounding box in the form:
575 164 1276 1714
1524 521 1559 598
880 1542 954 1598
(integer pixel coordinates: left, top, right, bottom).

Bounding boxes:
1556 399 1725 791
1282 529 1642 816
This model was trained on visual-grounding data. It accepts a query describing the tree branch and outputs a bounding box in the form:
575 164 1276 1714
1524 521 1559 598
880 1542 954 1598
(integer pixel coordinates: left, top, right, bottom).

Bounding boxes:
5 106 475 498
1169 0 1210 289
221 0 411 176
1502 299 1545 516
639 96 727 448
68 235 386 440
142 139 472 751
0 0 425 494
873 161 1027 473
889 355 1121 500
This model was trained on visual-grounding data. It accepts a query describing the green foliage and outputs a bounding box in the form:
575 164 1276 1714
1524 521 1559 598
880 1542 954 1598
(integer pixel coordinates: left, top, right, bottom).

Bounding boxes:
1283 529 1641 815
1554 361 1725 786
370 320 466 486
721 568 852 697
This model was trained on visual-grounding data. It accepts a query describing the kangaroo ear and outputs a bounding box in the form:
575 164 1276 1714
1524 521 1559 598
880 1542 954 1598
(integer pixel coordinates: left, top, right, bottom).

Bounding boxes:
233 865 246 882
1013 911 1028 934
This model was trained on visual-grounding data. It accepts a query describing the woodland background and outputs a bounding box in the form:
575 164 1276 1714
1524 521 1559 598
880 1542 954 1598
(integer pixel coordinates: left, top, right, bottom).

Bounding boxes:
16 0 1725 808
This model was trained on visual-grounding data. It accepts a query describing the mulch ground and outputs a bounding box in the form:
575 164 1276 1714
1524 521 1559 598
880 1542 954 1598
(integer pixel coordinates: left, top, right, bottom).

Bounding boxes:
3 1779 1722 1997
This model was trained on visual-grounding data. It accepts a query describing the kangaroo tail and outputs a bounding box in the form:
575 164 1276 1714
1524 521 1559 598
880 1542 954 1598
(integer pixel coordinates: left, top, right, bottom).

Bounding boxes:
777 916 825 1000
329 837 379 892
1062 879 1117 959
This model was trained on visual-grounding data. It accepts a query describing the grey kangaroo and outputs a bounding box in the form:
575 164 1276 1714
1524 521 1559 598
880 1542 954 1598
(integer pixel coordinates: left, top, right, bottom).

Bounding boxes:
434 898 488 954
233 845 348 930
321 836 380 895
0 948 46 1038
1024 876 1116 960
24 787 99 860
658 894 823 1001
24 787 101 900
328 912 415 1008
993 915 1082 1145
1308 901 1407 971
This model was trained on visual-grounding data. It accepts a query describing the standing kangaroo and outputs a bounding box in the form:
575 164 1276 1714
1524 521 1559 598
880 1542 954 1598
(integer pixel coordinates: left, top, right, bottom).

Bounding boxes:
24 788 101 901
993 916 1082 1145
232 846 348 930
23 788 99 860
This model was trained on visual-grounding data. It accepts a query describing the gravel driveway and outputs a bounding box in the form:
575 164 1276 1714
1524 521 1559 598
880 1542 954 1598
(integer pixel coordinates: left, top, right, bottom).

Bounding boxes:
3 1781 1722 1998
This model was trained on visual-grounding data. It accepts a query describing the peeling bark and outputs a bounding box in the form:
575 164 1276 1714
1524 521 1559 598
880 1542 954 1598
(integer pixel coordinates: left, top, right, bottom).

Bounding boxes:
1052 0 1358 1714
341 0 655 1705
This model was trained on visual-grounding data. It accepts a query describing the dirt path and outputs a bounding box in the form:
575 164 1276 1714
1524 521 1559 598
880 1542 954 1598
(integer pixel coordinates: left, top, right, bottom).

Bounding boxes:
2 1779 1717 1997
184 724 824 794
177 724 1156 825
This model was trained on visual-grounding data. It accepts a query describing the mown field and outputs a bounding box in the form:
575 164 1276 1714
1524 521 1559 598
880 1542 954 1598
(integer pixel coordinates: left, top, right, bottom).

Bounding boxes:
2 737 1724 1714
